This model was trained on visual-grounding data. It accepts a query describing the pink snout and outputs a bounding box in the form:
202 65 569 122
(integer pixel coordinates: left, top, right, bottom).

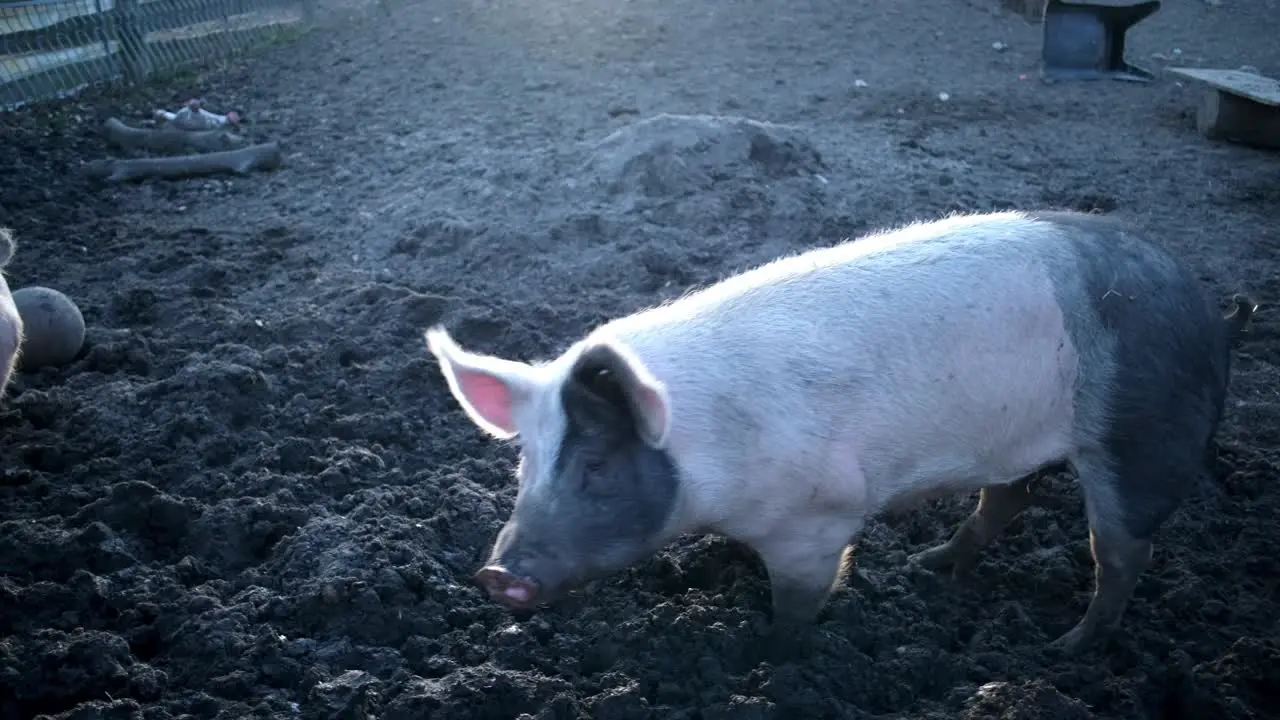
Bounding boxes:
474 566 539 609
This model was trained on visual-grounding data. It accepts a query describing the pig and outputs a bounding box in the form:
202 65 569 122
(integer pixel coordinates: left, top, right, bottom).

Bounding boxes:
425 210 1257 656
0 228 23 394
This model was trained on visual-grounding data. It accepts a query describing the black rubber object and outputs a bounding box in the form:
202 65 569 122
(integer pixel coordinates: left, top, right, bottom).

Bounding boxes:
1041 0 1161 83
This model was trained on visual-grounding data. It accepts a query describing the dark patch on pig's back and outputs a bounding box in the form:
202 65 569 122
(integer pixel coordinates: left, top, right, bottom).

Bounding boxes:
1032 211 1232 539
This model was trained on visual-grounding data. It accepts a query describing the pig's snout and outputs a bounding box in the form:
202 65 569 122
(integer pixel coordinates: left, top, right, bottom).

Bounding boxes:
474 566 540 609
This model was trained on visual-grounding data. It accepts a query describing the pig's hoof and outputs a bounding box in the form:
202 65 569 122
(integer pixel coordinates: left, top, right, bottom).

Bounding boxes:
908 543 979 580
907 545 957 572
1048 625 1095 656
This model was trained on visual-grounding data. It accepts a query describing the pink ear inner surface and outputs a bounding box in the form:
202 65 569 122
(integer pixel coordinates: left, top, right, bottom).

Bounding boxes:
455 367 515 432
635 384 668 439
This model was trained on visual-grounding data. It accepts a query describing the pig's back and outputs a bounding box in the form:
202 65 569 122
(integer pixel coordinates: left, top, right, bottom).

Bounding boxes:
595 211 1083 520
603 210 1075 395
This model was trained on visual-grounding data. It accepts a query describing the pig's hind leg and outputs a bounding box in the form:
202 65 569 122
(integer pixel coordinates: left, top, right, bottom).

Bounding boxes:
1048 306 1229 654
907 475 1039 578
1052 378 1218 655
1048 452 1157 655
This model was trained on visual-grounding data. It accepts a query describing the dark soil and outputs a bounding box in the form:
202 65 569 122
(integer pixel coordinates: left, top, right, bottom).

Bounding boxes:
2 0 1279 718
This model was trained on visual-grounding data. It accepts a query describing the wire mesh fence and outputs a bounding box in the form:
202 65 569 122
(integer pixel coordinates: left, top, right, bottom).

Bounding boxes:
0 0 314 110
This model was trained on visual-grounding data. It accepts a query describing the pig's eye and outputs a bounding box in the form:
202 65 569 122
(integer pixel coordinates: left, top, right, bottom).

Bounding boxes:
585 368 623 403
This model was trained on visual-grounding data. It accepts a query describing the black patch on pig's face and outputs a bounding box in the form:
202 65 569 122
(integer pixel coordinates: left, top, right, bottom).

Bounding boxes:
540 350 681 584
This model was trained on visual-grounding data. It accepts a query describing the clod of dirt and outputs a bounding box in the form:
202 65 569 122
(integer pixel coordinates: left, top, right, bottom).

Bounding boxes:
961 680 1093 719
12 286 86 371
1171 637 1280 716
309 669 383 719
582 113 825 202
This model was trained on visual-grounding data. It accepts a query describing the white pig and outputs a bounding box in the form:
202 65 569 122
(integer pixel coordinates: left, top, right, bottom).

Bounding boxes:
0 228 23 394
426 210 1256 656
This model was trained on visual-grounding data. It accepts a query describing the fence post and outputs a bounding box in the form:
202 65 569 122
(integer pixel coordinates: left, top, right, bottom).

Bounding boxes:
115 0 152 83
95 0 111 70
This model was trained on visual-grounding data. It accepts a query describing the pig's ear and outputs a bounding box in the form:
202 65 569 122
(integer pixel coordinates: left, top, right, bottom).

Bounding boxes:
570 340 672 448
425 326 534 439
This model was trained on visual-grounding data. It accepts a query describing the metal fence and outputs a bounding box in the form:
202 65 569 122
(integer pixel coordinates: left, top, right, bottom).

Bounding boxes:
0 0 314 110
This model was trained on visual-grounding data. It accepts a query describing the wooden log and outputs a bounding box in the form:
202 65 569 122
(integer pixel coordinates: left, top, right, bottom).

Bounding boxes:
84 143 283 183
1197 89 1280 150
103 117 246 155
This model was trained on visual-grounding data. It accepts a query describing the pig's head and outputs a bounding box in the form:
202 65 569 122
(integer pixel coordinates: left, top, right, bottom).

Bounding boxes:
426 326 682 611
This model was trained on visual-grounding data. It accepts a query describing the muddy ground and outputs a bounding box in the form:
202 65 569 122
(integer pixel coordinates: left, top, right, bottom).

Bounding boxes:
2 0 1279 717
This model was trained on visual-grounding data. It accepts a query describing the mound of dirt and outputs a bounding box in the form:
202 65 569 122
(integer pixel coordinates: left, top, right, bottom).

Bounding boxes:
581 113 825 202
569 113 836 272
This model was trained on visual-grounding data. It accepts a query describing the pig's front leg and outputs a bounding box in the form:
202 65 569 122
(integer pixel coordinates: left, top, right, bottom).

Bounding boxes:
753 518 860 659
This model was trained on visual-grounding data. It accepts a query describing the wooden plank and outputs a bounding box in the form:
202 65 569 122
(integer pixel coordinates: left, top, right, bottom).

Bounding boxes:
0 41 116 83
0 7 296 107
137 0 257 35
1008 0 1157 22
0 50 117 109
0 11 105 55
148 5 298 44
0 0 294 55
1168 67 1280 107
1168 67 1280 148
1058 0 1156 6
1195 87 1280 149
142 0 296 33
145 23 275 56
